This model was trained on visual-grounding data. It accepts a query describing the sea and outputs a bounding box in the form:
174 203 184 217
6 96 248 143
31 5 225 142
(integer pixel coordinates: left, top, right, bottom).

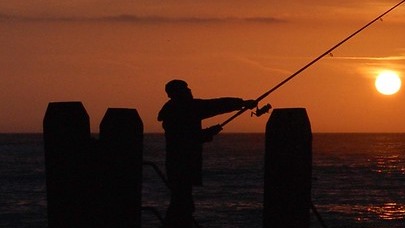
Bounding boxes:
0 133 404 228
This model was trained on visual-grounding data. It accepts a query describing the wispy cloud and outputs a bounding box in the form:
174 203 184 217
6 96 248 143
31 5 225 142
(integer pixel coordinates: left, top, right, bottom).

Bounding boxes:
233 56 294 75
326 54 405 77
0 13 286 24
326 55 405 61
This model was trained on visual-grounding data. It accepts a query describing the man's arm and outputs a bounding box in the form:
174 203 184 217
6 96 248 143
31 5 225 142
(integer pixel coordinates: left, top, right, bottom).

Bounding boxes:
197 98 257 119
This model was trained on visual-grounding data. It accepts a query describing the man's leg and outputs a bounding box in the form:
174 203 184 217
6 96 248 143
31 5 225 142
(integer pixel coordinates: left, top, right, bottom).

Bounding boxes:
164 181 194 227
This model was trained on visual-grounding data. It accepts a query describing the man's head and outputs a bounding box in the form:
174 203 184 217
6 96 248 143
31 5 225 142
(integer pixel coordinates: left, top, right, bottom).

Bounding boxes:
165 79 193 100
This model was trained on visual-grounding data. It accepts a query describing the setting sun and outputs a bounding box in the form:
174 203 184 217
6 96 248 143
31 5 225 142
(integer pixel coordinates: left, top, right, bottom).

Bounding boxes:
375 70 401 95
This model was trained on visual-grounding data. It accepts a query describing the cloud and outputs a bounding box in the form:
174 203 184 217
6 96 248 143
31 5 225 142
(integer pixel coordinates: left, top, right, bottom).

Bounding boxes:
104 15 286 24
0 13 286 24
326 54 405 78
229 55 294 75
325 55 405 61
0 13 77 22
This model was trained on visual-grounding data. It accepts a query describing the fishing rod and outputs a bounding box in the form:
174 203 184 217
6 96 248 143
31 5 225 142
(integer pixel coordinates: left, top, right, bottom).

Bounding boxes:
220 0 405 128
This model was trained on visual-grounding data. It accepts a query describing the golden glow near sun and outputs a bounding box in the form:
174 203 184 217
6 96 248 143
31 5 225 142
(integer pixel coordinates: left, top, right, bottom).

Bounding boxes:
375 70 401 95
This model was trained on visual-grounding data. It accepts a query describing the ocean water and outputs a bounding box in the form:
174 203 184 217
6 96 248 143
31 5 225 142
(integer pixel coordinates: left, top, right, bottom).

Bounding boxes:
1 133 405 227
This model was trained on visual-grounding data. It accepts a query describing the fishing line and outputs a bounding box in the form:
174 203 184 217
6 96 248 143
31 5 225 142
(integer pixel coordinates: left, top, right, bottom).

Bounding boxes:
220 0 405 128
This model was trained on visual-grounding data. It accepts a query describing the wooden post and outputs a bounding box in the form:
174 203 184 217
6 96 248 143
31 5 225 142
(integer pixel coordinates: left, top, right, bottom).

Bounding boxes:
263 108 312 228
43 102 92 227
99 108 144 227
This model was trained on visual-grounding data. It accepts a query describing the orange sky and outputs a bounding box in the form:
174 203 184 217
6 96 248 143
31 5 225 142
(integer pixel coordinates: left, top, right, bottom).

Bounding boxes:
1 1 405 133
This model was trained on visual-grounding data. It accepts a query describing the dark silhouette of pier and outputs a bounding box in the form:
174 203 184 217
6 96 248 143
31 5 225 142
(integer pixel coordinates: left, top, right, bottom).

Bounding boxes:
43 101 323 227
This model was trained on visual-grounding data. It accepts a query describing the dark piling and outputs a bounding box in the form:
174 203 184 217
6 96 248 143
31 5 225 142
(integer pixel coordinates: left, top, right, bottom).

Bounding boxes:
263 108 312 228
43 102 93 227
43 103 144 227
99 108 144 227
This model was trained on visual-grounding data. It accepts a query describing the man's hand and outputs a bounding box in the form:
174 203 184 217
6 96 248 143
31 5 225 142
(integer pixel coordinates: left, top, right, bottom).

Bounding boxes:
206 124 223 135
202 124 223 142
243 99 258 110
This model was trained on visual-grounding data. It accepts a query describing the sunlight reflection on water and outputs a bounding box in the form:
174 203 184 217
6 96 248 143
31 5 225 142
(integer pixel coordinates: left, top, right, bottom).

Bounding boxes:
372 154 404 174
367 203 405 220
324 203 405 222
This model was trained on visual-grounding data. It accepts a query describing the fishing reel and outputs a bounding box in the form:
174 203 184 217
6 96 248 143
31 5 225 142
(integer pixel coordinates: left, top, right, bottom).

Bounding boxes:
251 103 272 117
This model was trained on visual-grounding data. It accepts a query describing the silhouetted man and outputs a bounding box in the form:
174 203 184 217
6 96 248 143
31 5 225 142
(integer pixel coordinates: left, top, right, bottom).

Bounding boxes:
158 79 257 227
